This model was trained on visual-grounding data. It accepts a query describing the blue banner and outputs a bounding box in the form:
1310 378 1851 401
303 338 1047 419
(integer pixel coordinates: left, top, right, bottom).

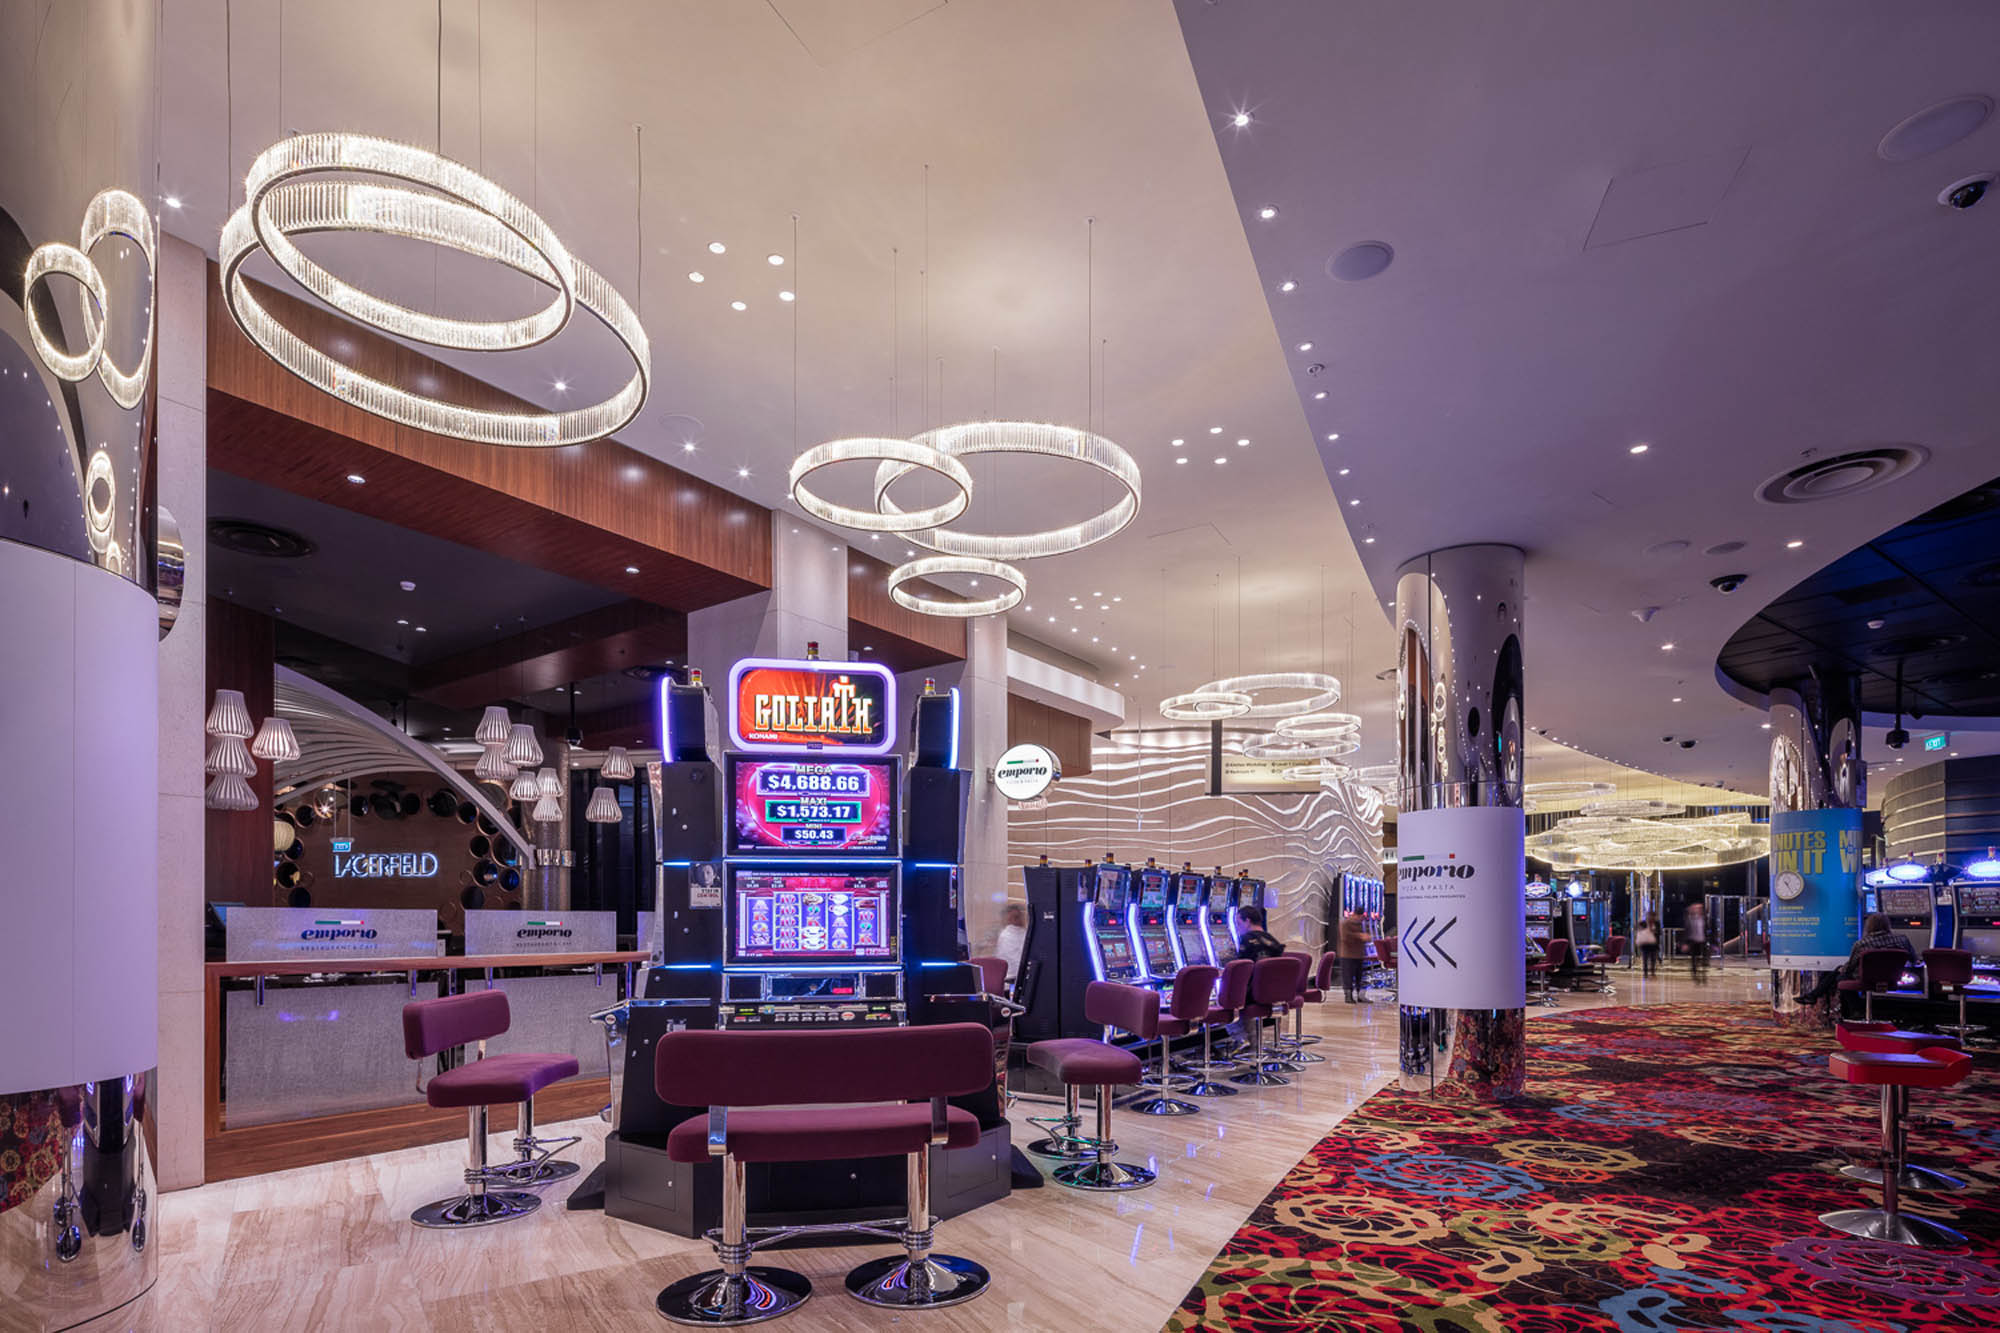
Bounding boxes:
1768 808 1862 969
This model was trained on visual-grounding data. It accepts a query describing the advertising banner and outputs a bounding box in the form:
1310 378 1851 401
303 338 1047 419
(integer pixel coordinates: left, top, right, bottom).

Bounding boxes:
1768 807 1862 969
1396 805 1527 1010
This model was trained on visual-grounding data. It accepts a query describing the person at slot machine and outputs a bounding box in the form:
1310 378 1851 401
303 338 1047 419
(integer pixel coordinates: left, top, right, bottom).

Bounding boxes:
1337 908 1370 1003
993 901 1028 985
1795 912 1918 1015
1221 906 1287 1044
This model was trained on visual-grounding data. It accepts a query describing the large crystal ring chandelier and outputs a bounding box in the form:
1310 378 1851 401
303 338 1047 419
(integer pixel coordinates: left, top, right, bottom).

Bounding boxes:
887 555 1026 618
220 133 649 447
25 188 156 409
1527 811 1767 871
873 420 1142 560
1276 710 1362 743
1160 691 1252 721
1578 797 1683 819
1192 671 1341 719
790 438 972 533
1242 729 1357 761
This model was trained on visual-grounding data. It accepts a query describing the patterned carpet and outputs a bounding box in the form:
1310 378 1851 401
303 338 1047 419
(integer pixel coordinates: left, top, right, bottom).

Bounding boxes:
1167 1003 2000 1332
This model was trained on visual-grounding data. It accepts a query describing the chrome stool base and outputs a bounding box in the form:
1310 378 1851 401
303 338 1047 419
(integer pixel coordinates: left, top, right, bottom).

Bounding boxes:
1839 1163 1968 1192
1025 1135 1094 1160
657 1268 813 1326
1127 1094 1199 1117
845 1254 990 1309
1231 1068 1291 1087
1052 1159 1155 1191
1182 1078 1240 1097
1819 1207 1965 1250
411 1189 541 1229
497 1158 582 1186
1276 1048 1326 1064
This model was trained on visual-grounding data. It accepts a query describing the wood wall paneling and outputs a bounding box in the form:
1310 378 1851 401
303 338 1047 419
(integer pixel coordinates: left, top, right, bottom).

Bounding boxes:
1007 692 1094 778
412 600 688 710
206 598 276 905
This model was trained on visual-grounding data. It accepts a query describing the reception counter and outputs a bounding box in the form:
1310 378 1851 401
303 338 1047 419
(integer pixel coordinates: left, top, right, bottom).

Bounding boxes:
202 951 648 1182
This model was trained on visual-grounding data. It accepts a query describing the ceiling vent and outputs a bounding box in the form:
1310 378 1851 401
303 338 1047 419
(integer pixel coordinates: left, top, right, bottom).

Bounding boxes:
210 518 318 558
1703 539 1746 556
1867 632 1966 659
1752 446 1928 505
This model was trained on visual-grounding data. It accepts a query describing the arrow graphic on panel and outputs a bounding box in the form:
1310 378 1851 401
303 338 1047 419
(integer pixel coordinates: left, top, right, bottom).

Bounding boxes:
1432 916 1458 968
1405 916 1434 966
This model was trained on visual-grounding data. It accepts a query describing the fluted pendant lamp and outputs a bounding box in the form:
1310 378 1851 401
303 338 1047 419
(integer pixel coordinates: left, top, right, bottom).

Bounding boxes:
584 786 621 823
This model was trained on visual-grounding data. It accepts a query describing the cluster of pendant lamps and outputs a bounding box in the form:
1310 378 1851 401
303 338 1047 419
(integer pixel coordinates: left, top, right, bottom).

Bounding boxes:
203 689 299 811
474 705 632 826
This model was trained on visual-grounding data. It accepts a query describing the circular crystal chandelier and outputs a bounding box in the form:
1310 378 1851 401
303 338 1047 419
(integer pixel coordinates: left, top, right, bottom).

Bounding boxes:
1191 671 1341 719
220 133 649 447
873 421 1142 561
1160 691 1252 721
1276 710 1362 742
1527 811 1766 871
1242 729 1359 762
1522 780 1615 813
887 555 1026 618
1578 797 1683 819
790 438 972 533
25 188 156 409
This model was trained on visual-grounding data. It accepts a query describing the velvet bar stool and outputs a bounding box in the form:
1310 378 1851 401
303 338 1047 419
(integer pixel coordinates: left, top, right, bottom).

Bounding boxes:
1921 948 1981 1041
1840 948 1911 1022
1130 964 1219 1117
1182 958 1254 1097
1834 1023 1967 1193
401 990 581 1229
1273 952 1326 1064
1231 956 1309 1087
1025 981 1157 1190
654 1023 994 1323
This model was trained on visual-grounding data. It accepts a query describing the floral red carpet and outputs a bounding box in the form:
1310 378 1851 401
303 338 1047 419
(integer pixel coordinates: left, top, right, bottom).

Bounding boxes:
1167 1003 2000 1332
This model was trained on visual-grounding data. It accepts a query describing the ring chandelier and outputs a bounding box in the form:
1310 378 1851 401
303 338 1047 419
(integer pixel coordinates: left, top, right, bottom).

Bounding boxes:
220 134 649 447
1281 761 1354 784
1527 811 1766 872
886 555 1027 618
1522 780 1615 812
790 439 972 532
1578 797 1684 819
1175 671 1341 721
1242 729 1361 761
25 188 156 409
1160 691 1252 721
1276 710 1362 742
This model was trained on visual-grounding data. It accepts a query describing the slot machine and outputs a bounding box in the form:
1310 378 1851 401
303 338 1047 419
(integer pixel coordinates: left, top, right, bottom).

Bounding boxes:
1878 884 1934 959
1203 866 1237 964
1128 861 1179 984
1171 866 1214 968
1087 857 1140 984
1525 880 1554 949
1232 872 1267 942
1019 856 1100 1041
1947 853 2000 994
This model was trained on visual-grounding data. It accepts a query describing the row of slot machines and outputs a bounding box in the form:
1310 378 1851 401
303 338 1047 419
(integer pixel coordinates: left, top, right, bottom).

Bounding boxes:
1018 857 1268 1041
1867 879 2000 990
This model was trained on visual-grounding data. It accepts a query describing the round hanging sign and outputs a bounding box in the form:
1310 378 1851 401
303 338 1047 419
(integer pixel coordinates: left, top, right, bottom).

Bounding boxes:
993 743 1061 802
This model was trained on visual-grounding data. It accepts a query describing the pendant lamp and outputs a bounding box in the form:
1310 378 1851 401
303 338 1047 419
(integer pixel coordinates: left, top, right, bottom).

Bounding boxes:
475 706 513 746
509 771 542 803
504 724 544 768
205 736 255 777
250 716 301 762
531 795 563 823
584 786 621 823
601 746 634 781
205 688 254 739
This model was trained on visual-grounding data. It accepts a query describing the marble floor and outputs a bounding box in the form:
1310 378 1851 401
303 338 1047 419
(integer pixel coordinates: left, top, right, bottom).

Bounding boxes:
93 965 1769 1332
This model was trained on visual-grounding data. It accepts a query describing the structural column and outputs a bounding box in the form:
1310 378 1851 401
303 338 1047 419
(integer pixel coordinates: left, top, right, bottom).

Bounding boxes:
1767 676 1866 1030
1394 545 1528 1098
687 522 850 681
901 614 1009 951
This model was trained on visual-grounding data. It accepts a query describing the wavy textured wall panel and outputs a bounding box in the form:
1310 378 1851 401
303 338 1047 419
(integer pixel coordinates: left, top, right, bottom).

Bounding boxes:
1005 728 1383 952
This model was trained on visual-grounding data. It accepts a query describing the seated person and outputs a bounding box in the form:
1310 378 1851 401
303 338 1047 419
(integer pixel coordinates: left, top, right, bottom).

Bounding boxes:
1797 913 1917 1013
1222 907 1287 1043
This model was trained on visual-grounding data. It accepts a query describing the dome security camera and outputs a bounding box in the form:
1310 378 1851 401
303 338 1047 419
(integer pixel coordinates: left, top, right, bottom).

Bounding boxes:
1941 174 1994 209
1885 727 1910 750
1710 573 1748 594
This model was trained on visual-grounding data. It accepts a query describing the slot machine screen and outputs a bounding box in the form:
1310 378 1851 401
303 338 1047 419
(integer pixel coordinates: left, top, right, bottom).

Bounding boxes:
727 757 897 855
1093 865 1131 910
1880 888 1930 918
1960 885 2000 917
725 869 899 967
1175 873 1207 905
1137 869 1168 905
1097 930 1135 974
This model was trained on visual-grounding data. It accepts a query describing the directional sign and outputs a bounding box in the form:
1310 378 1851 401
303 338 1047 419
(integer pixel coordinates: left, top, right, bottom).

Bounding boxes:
1397 805 1526 1010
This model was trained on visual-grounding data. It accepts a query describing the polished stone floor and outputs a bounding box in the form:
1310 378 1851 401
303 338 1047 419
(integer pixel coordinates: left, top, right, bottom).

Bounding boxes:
93 964 1769 1331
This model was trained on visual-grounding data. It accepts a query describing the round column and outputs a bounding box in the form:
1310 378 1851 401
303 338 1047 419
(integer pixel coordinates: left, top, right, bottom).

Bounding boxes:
1394 545 1528 1098
1767 678 1865 1030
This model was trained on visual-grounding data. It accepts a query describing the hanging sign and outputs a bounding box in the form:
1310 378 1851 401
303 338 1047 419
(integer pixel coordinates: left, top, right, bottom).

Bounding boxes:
1768 807 1862 969
1396 805 1527 1010
993 743 1061 801
727 658 895 754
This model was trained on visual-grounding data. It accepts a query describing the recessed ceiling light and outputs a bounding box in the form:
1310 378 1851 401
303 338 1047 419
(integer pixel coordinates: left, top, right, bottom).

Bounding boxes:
687 271 705 283
625 565 640 574
1629 443 1649 454
1671 696 1682 703
708 241 727 254
1070 626 1078 632
682 441 697 452
1174 457 1188 465
1232 111 1251 128
1867 618 1886 630
730 300 747 311
1092 636 1099 642
1760 722 1772 730
1258 205 1278 220
767 253 785 266
1348 498 1359 506
400 580 416 591
1092 591 1101 597
1313 391 1327 400
345 472 365 484
1364 536 1375 544
969 578 980 587
164 194 183 209
1214 457 1227 465
1296 341 1313 352
1326 433 1339 442
1660 642 1674 651
396 618 408 626
1209 426 1223 434
1047 615 1056 622
1099 603 1109 610
1278 279 1296 293
1338 467 1350 475
553 379 568 392
778 290 795 302
415 625 428 633
1112 596 1120 602
1236 438 1250 447
1786 539 1804 549
1170 438 1184 447
737 466 751 478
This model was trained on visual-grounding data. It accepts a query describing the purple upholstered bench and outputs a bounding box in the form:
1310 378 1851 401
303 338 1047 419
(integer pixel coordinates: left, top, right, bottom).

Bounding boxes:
652 1022 995 1325
401 989 581 1229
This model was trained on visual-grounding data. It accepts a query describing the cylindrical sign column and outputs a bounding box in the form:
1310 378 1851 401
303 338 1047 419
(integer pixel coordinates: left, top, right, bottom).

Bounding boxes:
1767 678 1865 1030
1394 545 1528 1098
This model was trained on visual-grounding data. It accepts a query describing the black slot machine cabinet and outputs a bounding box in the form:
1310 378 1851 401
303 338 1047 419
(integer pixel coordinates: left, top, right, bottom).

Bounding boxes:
605 655 1007 1237
1019 856 1137 1043
1204 865 1239 964
1949 861 2000 996
1236 872 1268 940
1525 881 1554 951
1086 857 1141 986
1879 883 1935 960
1171 866 1214 967
1129 860 1179 984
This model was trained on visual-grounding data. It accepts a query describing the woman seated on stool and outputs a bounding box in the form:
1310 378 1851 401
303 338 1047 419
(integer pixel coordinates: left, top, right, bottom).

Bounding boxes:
1797 913 1917 1015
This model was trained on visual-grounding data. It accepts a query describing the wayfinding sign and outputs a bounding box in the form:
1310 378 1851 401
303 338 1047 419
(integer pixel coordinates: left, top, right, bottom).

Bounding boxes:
1396 805 1527 1010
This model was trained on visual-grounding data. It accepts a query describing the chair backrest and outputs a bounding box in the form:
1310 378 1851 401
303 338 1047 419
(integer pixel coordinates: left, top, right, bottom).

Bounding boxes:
1282 950 1314 998
1167 965 1220 1021
1084 979 1163 1037
1250 955 1307 1006
969 955 1009 995
1316 951 1340 990
1858 948 1909 989
1378 935 1398 966
654 1022 993 1108
403 989 510 1059
1217 957 1255 1010
1542 938 1572 971
1601 936 1627 964
1922 948 1973 987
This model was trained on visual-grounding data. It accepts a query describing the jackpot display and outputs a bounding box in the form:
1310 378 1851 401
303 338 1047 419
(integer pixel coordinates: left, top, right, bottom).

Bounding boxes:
727 757 897 855
727 658 895 753
726 869 898 966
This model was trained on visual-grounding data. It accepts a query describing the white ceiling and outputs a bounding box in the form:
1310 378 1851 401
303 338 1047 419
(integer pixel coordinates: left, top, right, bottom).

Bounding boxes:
156 0 2000 797
159 0 1399 767
1175 0 2000 794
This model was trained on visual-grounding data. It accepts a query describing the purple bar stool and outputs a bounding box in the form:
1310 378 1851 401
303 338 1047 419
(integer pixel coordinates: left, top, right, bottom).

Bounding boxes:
653 1023 994 1324
1025 982 1156 1190
1231 956 1309 1086
1131 964 1220 1116
1182 958 1254 1097
401 989 581 1229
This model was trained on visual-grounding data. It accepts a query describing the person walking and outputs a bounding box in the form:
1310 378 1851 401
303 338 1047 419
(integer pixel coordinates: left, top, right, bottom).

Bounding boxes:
1635 913 1661 978
1685 901 1709 984
1337 908 1369 1002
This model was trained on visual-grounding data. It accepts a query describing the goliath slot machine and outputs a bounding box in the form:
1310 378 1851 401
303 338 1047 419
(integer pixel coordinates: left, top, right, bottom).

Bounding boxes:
1129 861 1179 984
605 652 1007 1237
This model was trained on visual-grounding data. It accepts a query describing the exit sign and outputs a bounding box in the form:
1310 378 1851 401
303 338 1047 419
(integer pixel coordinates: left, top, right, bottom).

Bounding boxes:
1923 734 1950 752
